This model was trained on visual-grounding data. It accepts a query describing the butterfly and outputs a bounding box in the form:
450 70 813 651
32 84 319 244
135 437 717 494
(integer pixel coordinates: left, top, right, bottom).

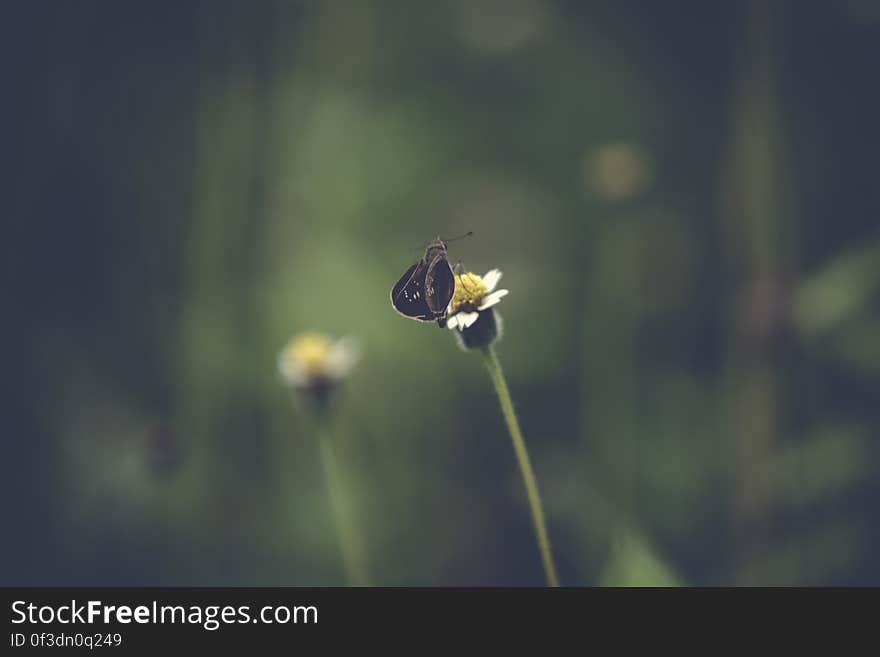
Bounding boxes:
390 237 456 325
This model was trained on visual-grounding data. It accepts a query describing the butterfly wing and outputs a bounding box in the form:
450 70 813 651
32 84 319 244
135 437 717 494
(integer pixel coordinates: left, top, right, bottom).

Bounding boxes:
425 256 455 316
390 261 434 321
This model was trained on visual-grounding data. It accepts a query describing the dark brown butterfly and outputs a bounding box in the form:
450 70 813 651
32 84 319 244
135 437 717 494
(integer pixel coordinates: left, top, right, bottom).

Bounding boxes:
390 237 456 324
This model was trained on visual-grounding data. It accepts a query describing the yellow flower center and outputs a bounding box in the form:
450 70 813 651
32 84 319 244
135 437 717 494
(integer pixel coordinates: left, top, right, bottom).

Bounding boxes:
283 332 332 375
450 272 488 313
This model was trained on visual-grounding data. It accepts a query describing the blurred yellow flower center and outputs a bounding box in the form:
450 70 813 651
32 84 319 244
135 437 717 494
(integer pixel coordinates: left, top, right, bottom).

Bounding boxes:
283 332 332 374
451 272 488 312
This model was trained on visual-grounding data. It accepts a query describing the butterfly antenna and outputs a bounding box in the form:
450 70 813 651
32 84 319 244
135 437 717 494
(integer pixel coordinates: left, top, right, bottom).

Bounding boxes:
442 230 474 243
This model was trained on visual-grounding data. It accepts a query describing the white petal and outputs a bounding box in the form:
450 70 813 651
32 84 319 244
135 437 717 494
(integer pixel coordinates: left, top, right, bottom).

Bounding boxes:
446 313 460 330
278 354 307 386
326 337 360 378
481 269 502 292
459 311 480 328
477 289 509 310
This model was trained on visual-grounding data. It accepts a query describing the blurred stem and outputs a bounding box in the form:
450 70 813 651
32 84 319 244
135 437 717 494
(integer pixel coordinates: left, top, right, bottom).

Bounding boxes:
314 416 370 587
481 345 560 587
721 0 792 584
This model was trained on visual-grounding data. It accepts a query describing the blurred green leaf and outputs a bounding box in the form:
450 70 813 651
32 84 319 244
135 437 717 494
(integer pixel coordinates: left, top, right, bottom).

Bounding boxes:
793 244 880 338
597 527 682 587
753 426 871 508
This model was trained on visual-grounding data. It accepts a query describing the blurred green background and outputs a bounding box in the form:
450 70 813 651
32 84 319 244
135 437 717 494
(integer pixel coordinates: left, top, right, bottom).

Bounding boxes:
3 0 879 586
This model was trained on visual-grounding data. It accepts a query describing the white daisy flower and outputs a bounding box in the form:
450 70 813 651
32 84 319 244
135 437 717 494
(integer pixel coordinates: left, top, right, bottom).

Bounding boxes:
278 332 360 388
444 269 509 349
445 269 509 330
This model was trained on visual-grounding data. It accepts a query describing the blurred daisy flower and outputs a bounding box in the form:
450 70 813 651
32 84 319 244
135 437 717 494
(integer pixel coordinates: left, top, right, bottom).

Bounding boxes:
277 331 368 583
278 332 359 408
446 269 509 349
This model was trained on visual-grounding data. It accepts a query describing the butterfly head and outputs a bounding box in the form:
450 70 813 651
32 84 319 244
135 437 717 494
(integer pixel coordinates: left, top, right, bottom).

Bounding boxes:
423 231 472 259
424 237 448 261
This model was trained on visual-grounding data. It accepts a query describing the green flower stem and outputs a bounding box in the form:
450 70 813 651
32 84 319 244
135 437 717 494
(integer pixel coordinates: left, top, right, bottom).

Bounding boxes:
481 345 560 587
315 420 370 587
